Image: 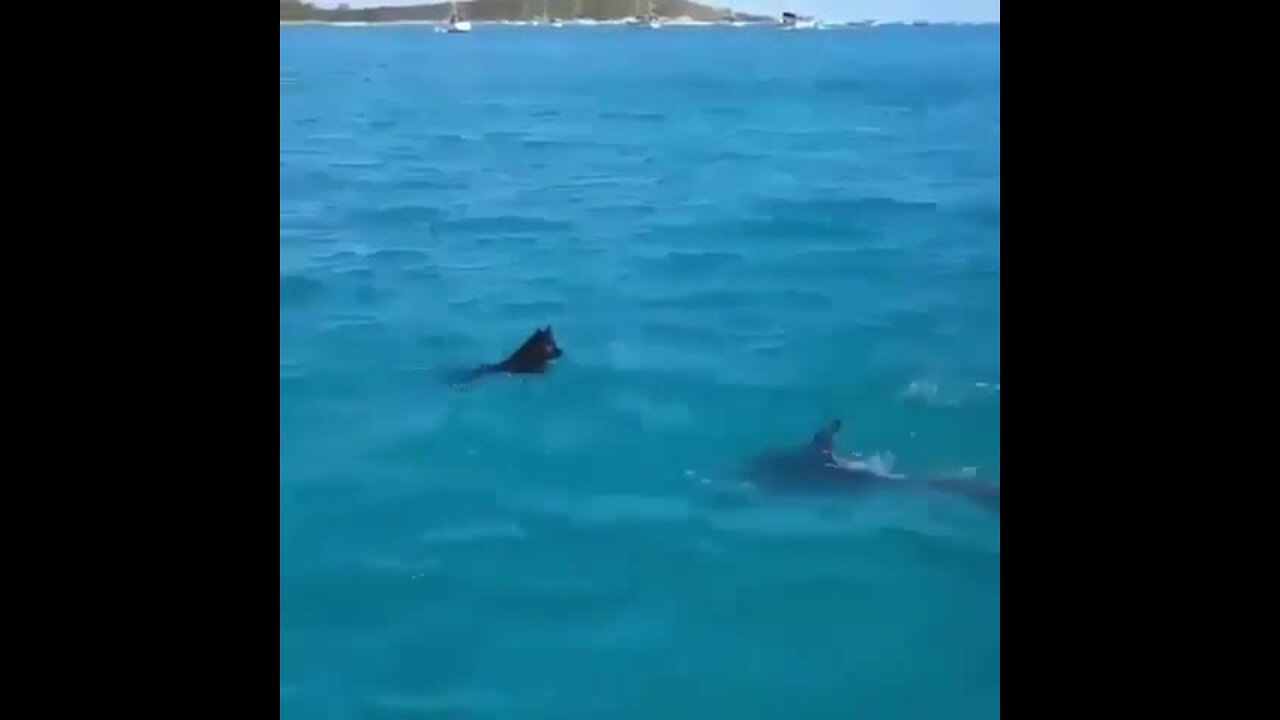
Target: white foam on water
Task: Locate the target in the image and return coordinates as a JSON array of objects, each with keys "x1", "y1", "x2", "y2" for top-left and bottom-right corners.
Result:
[{"x1": 903, "y1": 378, "x2": 940, "y2": 402}]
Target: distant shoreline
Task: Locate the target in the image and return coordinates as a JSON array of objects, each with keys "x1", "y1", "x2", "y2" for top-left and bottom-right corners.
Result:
[
  {"x1": 278, "y1": 20, "x2": 1000, "y2": 28},
  {"x1": 279, "y1": 0, "x2": 997, "y2": 27},
  {"x1": 278, "y1": 18, "x2": 764, "y2": 26}
]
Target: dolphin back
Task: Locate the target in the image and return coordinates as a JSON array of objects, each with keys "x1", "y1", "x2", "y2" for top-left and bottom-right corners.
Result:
[{"x1": 747, "y1": 444, "x2": 884, "y2": 493}]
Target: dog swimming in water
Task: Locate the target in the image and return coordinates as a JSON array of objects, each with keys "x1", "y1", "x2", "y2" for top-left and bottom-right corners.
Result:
[{"x1": 458, "y1": 325, "x2": 564, "y2": 383}]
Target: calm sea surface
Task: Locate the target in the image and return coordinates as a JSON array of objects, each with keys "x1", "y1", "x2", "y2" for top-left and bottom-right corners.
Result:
[{"x1": 281, "y1": 23, "x2": 999, "y2": 720}]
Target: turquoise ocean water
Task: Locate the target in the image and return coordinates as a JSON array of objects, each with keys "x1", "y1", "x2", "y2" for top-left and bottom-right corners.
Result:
[{"x1": 281, "y1": 23, "x2": 999, "y2": 720}]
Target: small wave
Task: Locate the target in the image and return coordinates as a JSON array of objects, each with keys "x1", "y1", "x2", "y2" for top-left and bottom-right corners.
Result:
[
  {"x1": 312, "y1": 249, "x2": 360, "y2": 265},
  {"x1": 959, "y1": 201, "x2": 1001, "y2": 229},
  {"x1": 298, "y1": 168, "x2": 358, "y2": 191},
  {"x1": 770, "y1": 287, "x2": 836, "y2": 309},
  {"x1": 368, "y1": 247, "x2": 430, "y2": 266},
  {"x1": 279, "y1": 146, "x2": 326, "y2": 157},
  {"x1": 577, "y1": 494, "x2": 698, "y2": 525},
  {"x1": 711, "y1": 482, "x2": 991, "y2": 542},
  {"x1": 629, "y1": 249, "x2": 745, "y2": 276},
  {"x1": 705, "y1": 147, "x2": 771, "y2": 162},
  {"x1": 346, "y1": 204, "x2": 441, "y2": 227},
  {"x1": 434, "y1": 215, "x2": 573, "y2": 235},
  {"x1": 425, "y1": 131, "x2": 481, "y2": 143},
  {"x1": 684, "y1": 469, "x2": 715, "y2": 485},
  {"x1": 318, "y1": 315, "x2": 384, "y2": 337},
  {"x1": 598, "y1": 110, "x2": 666, "y2": 123},
  {"x1": 280, "y1": 274, "x2": 325, "y2": 305},
  {"x1": 438, "y1": 261, "x2": 498, "y2": 276},
  {"x1": 420, "y1": 521, "x2": 526, "y2": 545},
  {"x1": 879, "y1": 524, "x2": 1001, "y2": 560},
  {"x1": 367, "y1": 690, "x2": 498, "y2": 716},
  {"x1": 394, "y1": 174, "x2": 469, "y2": 191},
  {"x1": 557, "y1": 173, "x2": 657, "y2": 190},
  {"x1": 520, "y1": 137, "x2": 576, "y2": 149},
  {"x1": 361, "y1": 554, "x2": 441, "y2": 576},
  {"x1": 279, "y1": 360, "x2": 310, "y2": 380},
  {"x1": 904, "y1": 377, "x2": 999, "y2": 406},
  {"x1": 636, "y1": 321, "x2": 724, "y2": 346},
  {"x1": 815, "y1": 78, "x2": 869, "y2": 93},
  {"x1": 706, "y1": 503, "x2": 889, "y2": 539},
  {"x1": 903, "y1": 378, "x2": 941, "y2": 403},
  {"x1": 493, "y1": 298, "x2": 567, "y2": 320},
  {"x1": 610, "y1": 393, "x2": 695, "y2": 431},
  {"x1": 481, "y1": 130, "x2": 528, "y2": 142},
  {"x1": 304, "y1": 132, "x2": 352, "y2": 142},
  {"x1": 634, "y1": 288, "x2": 748, "y2": 311},
  {"x1": 703, "y1": 105, "x2": 748, "y2": 120},
  {"x1": 332, "y1": 265, "x2": 374, "y2": 282},
  {"x1": 327, "y1": 158, "x2": 384, "y2": 169},
  {"x1": 764, "y1": 195, "x2": 940, "y2": 222}
]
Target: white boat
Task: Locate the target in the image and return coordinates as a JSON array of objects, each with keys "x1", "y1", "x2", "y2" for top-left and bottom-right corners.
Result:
[
  {"x1": 445, "y1": 1, "x2": 471, "y2": 32},
  {"x1": 780, "y1": 11, "x2": 820, "y2": 30}
]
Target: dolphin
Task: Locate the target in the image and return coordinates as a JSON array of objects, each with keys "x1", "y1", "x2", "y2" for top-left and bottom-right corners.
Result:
[
  {"x1": 459, "y1": 325, "x2": 565, "y2": 383},
  {"x1": 746, "y1": 420, "x2": 1000, "y2": 512}
]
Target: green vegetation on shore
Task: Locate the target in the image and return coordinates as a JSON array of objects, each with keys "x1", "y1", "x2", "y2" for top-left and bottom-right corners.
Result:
[{"x1": 279, "y1": 0, "x2": 770, "y2": 23}]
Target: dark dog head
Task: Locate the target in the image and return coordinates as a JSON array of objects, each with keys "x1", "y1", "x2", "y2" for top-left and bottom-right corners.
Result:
[
  {"x1": 525, "y1": 325, "x2": 562, "y2": 361},
  {"x1": 499, "y1": 325, "x2": 564, "y2": 373}
]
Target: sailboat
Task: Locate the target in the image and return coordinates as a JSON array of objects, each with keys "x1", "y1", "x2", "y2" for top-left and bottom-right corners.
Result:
[
  {"x1": 626, "y1": 0, "x2": 662, "y2": 28},
  {"x1": 542, "y1": 0, "x2": 562, "y2": 27},
  {"x1": 445, "y1": 1, "x2": 472, "y2": 32}
]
